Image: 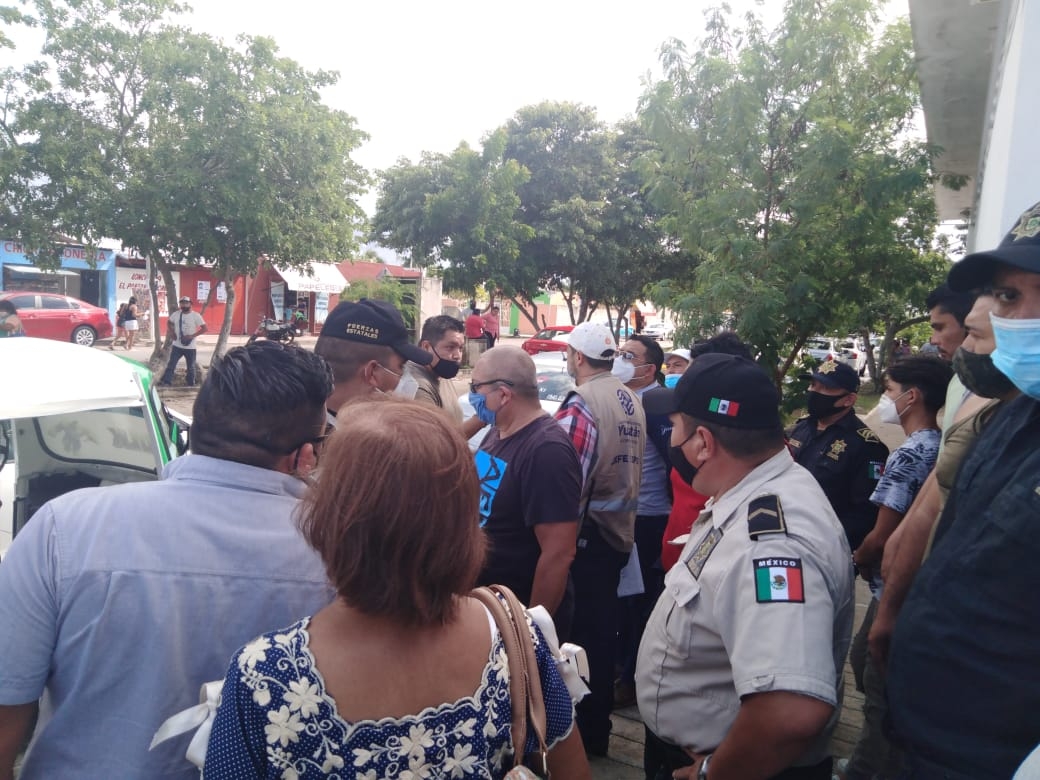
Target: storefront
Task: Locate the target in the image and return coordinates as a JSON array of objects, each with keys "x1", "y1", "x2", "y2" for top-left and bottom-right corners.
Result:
[
  {"x1": 268, "y1": 263, "x2": 349, "y2": 334},
  {"x1": 0, "y1": 241, "x2": 117, "y2": 319}
]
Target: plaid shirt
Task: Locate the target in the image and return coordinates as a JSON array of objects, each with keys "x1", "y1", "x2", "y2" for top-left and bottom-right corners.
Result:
[{"x1": 554, "y1": 394, "x2": 598, "y2": 485}]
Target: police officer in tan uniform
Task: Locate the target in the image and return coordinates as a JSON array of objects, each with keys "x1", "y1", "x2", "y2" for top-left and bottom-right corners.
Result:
[{"x1": 636, "y1": 354, "x2": 854, "y2": 780}]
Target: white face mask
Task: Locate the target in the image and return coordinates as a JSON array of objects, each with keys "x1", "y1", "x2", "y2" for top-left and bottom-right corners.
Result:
[
  {"x1": 393, "y1": 372, "x2": 419, "y2": 400},
  {"x1": 611, "y1": 357, "x2": 636, "y2": 384},
  {"x1": 878, "y1": 389, "x2": 911, "y2": 425}
]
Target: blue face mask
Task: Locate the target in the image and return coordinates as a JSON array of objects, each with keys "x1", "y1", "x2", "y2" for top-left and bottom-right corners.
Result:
[
  {"x1": 664, "y1": 373, "x2": 681, "y2": 388},
  {"x1": 990, "y1": 313, "x2": 1040, "y2": 400},
  {"x1": 467, "y1": 392, "x2": 498, "y2": 425}
]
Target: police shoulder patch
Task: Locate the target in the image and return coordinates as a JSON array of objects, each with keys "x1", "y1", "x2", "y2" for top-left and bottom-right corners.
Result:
[
  {"x1": 748, "y1": 494, "x2": 786, "y2": 540},
  {"x1": 857, "y1": 427, "x2": 881, "y2": 443}
]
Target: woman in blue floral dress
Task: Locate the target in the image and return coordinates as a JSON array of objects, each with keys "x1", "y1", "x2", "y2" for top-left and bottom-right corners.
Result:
[{"x1": 204, "y1": 399, "x2": 591, "y2": 779}]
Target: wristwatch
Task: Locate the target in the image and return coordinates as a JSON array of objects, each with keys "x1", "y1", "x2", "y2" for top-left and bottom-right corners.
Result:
[{"x1": 697, "y1": 753, "x2": 712, "y2": 780}]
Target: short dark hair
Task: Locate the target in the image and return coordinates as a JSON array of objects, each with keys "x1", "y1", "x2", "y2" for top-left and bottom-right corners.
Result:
[
  {"x1": 690, "y1": 331, "x2": 753, "y2": 360},
  {"x1": 0, "y1": 300, "x2": 16, "y2": 316},
  {"x1": 926, "y1": 284, "x2": 976, "y2": 327},
  {"x1": 883, "y1": 356, "x2": 953, "y2": 413},
  {"x1": 298, "y1": 399, "x2": 486, "y2": 627},
  {"x1": 685, "y1": 414, "x2": 785, "y2": 460},
  {"x1": 315, "y1": 338, "x2": 395, "y2": 385},
  {"x1": 191, "y1": 341, "x2": 333, "y2": 467},
  {"x1": 626, "y1": 334, "x2": 665, "y2": 372},
  {"x1": 420, "y1": 315, "x2": 464, "y2": 345},
  {"x1": 585, "y1": 355, "x2": 613, "y2": 370}
]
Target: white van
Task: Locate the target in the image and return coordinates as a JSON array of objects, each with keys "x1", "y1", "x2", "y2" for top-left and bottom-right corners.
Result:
[{"x1": 0, "y1": 338, "x2": 188, "y2": 560}]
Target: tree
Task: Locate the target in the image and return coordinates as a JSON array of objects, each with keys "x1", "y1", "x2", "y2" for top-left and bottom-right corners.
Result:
[
  {"x1": 371, "y1": 135, "x2": 538, "y2": 326},
  {"x1": 2, "y1": 0, "x2": 369, "y2": 359},
  {"x1": 640, "y1": 1, "x2": 946, "y2": 386}
]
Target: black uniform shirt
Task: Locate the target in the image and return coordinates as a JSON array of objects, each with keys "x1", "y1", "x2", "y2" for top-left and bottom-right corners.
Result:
[{"x1": 787, "y1": 410, "x2": 888, "y2": 550}]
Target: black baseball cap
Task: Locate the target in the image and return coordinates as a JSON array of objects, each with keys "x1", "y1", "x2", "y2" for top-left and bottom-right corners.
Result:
[
  {"x1": 319, "y1": 299, "x2": 432, "y2": 365},
  {"x1": 948, "y1": 200, "x2": 1040, "y2": 292},
  {"x1": 801, "y1": 359, "x2": 860, "y2": 392},
  {"x1": 643, "y1": 353, "x2": 781, "y2": 429}
]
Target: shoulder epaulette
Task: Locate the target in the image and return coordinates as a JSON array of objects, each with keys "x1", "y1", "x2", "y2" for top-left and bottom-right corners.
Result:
[
  {"x1": 857, "y1": 427, "x2": 881, "y2": 444},
  {"x1": 748, "y1": 494, "x2": 787, "y2": 540}
]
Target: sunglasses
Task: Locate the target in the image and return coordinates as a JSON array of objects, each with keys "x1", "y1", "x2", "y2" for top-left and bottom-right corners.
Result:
[{"x1": 469, "y1": 378, "x2": 515, "y2": 394}]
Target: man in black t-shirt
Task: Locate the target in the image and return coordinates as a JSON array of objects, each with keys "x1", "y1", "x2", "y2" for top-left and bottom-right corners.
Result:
[{"x1": 472, "y1": 346, "x2": 582, "y2": 637}]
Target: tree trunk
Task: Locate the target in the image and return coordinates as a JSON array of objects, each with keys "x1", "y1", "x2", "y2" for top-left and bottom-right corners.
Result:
[
  {"x1": 213, "y1": 267, "x2": 236, "y2": 361},
  {"x1": 148, "y1": 259, "x2": 179, "y2": 372}
]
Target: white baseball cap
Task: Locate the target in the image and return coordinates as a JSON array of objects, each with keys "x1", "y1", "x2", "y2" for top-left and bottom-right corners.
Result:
[
  {"x1": 665, "y1": 348, "x2": 691, "y2": 362},
  {"x1": 568, "y1": 322, "x2": 618, "y2": 359}
]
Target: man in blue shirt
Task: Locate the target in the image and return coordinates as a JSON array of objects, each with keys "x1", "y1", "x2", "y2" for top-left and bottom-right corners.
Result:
[{"x1": 0, "y1": 342, "x2": 336, "y2": 779}]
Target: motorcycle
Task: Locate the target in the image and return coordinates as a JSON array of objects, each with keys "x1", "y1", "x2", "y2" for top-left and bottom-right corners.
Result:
[{"x1": 246, "y1": 316, "x2": 296, "y2": 345}]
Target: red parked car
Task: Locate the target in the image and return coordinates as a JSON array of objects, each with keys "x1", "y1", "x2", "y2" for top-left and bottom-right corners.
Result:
[
  {"x1": 521, "y1": 325, "x2": 574, "y2": 355},
  {"x1": 0, "y1": 291, "x2": 113, "y2": 347}
]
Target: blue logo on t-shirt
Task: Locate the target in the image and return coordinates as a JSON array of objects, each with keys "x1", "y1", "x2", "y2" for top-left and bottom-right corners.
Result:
[{"x1": 475, "y1": 450, "x2": 508, "y2": 527}]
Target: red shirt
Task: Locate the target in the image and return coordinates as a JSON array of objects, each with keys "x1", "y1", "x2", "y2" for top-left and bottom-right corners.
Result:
[
  {"x1": 465, "y1": 313, "x2": 484, "y2": 339},
  {"x1": 660, "y1": 469, "x2": 710, "y2": 571}
]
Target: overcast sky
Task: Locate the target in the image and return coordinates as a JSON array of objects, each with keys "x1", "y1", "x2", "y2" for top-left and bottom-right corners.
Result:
[{"x1": 3, "y1": 0, "x2": 909, "y2": 221}]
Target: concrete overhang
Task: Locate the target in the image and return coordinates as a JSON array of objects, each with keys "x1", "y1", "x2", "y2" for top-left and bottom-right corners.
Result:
[{"x1": 908, "y1": 0, "x2": 1004, "y2": 221}]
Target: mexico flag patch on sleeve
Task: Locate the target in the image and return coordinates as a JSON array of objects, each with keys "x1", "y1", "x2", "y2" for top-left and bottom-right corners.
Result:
[{"x1": 753, "y1": 558, "x2": 804, "y2": 603}]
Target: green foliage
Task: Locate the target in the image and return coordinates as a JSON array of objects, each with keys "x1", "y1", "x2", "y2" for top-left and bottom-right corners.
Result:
[
  {"x1": 341, "y1": 275, "x2": 416, "y2": 329},
  {"x1": 371, "y1": 102, "x2": 682, "y2": 331},
  {"x1": 0, "y1": 0, "x2": 369, "y2": 356},
  {"x1": 639, "y1": 0, "x2": 947, "y2": 389}
]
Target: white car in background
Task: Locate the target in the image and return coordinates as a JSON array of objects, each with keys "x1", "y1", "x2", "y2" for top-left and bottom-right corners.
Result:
[
  {"x1": 459, "y1": 352, "x2": 574, "y2": 450},
  {"x1": 837, "y1": 338, "x2": 869, "y2": 377},
  {"x1": 802, "y1": 337, "x2": 840, "y2": 363},
  {"x1": 643, "y1": 321, "x2": 675, "y2": 341}
]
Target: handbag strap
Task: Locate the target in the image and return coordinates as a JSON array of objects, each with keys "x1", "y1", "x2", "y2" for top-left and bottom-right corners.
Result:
[{"x1": 472, "y1": 586, "x2": 550, "y2": 776}]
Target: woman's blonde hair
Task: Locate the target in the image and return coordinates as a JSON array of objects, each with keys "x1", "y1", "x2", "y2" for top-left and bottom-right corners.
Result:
[{"x1": 298, "y1": 398, "x2": 486, "y2": 626}]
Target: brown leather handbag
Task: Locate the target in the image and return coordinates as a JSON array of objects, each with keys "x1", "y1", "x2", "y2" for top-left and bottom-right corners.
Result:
[{"x1": 471, "y1": 585, "x2": 551, "y2": 779}]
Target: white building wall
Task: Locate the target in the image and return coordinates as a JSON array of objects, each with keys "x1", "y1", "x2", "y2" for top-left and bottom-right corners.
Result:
[
  {"x1": 972, "y1": 0, "x2": 1040, "y2": 249},
  {"x1": 418, "y1": 273, "x2": 443, "y2": 332}
]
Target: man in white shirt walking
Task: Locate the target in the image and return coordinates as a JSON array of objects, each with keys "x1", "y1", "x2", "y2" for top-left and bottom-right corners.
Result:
[{"x1": 159, "y1": 296, "x2": 208, "y2": 386}]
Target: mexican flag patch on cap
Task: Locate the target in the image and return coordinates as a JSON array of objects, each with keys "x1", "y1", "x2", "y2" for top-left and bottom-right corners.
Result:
[{"x1": 753, "y1": 558, "x2": 804, "y2": 603}]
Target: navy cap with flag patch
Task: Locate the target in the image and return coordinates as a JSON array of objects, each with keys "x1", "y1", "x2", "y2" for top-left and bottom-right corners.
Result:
[
  {"x1": 643, "y1": 353, "x2": 781, "y2": 429},
  {"x1": 948, "y1": 199, "x2": 1040, "y2": 292}
]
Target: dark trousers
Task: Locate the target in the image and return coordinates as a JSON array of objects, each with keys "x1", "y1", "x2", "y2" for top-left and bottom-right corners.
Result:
[
  {"x1": 162, "y1": 345, "x2": 198, "y2": 385},
  {"x1": 485, "y1": 333, "x2": 496, "y2": 348},
  {"x1": 644, "y1": 727, "x2": 833, "y2": 780},
  {"x1": 618, "y1": 514, "x2": 669, "y2": 685},
  {"x1": 572, "y1": 523, "x2": 629, "y2": 754}
]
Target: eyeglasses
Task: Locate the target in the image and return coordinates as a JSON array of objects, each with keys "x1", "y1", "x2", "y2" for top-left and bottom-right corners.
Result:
[
  {"x1": 470, "y1": 378, "x2": 515, "y2": 394},
  {"x1": 618, "y1": 351, "x2": 651, "y2": 367},
  {"x1": 290, "y1": 432, "x2": 329, "y2": 472}
]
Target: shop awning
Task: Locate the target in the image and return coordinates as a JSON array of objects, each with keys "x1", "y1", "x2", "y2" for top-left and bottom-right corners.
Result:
[
  {"x1": 274, "y1": 263, "x2": 349, "y2": 295},
  {"x1": 4, "y1": 265, "x2": 80, "y2": 276}
]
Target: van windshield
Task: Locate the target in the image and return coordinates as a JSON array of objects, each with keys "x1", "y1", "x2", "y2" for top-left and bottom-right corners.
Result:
[{"x1": 31, "y1": 406, "x2": 157, "y2": 473}]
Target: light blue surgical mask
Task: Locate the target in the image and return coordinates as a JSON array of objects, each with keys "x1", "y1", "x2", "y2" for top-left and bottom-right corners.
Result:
[
  {"x1": 990, "y1": 313, "x2": 1040, "y2": 400},
  {"x1": 664, "y1": 373, "x2": 681, "y2": 389},
  {"x1": 467, "y1": 392, "x2": 497, "y2": 426}
]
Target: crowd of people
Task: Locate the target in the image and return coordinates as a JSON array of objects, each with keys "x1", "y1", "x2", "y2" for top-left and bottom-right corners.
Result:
[{"x1": 1, "y1": 200, "x2": 1039, "y2": 779}]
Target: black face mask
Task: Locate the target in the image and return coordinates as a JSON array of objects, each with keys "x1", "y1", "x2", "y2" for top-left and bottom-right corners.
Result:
[
  {"x1": 668, "y1": 430, "x2": 700, "y2": 485},
  {"x1": 432, "y1": 358, "x2": 461, "y2": 380},
  {"x1": 669, "y1": 445, "x2": 698, "y2": 485},
  {"x1": 952, "y1": 347, "x2": 1017, "y2": 399},
  {"x1": 806, "y1": 390, "x2": 848, "y2": 419},
  {"x1": 430, "y1": 346, "x2": 461, "y2": 380}
]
